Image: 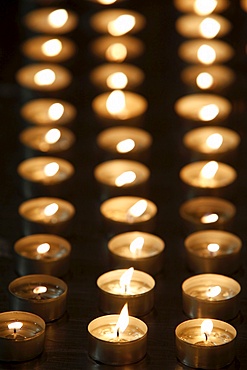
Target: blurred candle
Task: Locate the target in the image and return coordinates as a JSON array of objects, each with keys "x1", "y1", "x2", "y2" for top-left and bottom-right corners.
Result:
[{"x1": 173, "y1": 0, "x2": 230, "y2": 15}]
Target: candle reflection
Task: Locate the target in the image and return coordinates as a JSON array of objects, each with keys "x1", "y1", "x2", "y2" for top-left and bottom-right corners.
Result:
[
  {"x1": 34, "y1": 69, "x2": 56, "y2": 86},
  {"x1": 41, "y1": 39, "x2": 62, "y2": 57},
  {"x1": 105, "y1": 43, "x2": 128, "y2": 62},
  {"x1": 197, "y1": 44, "x2": 216, "y2": 64},
  {"x1": 48, "y1": 9, "x2": 68, "y2": 29},
  {"x1": 108, "y1": 15, "x2": 136, "y2": 36}
]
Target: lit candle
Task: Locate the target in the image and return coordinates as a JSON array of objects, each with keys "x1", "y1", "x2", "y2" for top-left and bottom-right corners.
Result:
[
  {"x1": 175, "y1": 318, "x2": 236, "y2": 369},
  {"x1": 14, "y1": 234, "x2": 71, "y2": 277},
  {"x1": 90, "y1": 63, "x2": 145, "y2": 91},
  {"x1": 23, "y1": 8, "x2": 78, "y2": 34},
  {"x1": 0, "y1": 311, "x2": 45, "y2": 362},
  {"x1": 182, "y1": 274, "x2": 241, "y2": 320},
  {"x1": 173, "y1": 0, "x2": 230, "y2": 15},
  {"x1": 9, "y1": 274, "x2": 67, "y2": 322},
  {"x1": 16, "y1": 63, "x2": 72, "y2": 91},
  {"x1": 92, "y1": 90, "x2": 148, "y2": 126},
  {"x1": 21, "y1": 36, "x2": 77, "y2": 62},
  {"x1": 18, "y1": 197, "x2": 75, "y2": 235},
  {"x1": 174, "y1": 94, "x2": 232, "y2": 123},
  {"x1": 108, "y1": 231, "x2": 165, "y2": 275},
  {"x1": 20, "y1": 98, "x2": 76, "y2": 126},
  {"x1": 88, "y1": 303, "x2": 148, "y2": 365},
  {"x1": 184, "y1": 229, "x2": 242, "y2": 274},
  {"x1": 97, "y1": 268, "x2": 155, "y2": 316}
]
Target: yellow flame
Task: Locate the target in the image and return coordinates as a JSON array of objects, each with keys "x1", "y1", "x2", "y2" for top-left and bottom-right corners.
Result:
[
  {"x1": 37, "y1": 242, "x2": 51, "y2": 254},
  {"x1": 128, "y1": 199, "x2": 148, "y2": 218},
  {"x1": 198, "y1": 104, "x2": 219, "y2": 121},
  {"x1": 200, "y1": 161, "x2": 219, "y2": 179},
  {"x1": 119, "y1": 267, "x2": 134, "y2": 293},
  {"x1": 115, "y1": 303, "x2": 129, "y2": 336},
  {"x1": 106, "y1": 72, "x2": 128, "y2": 89},
  {"x1": 196, "y1": 72, "x2": 214, "y2": 89},
  {"x1": 194, "y1": 0, "x2": 217, "y2": 15},
  {"x1": 33, "y1": 286, "x2": 48, "y2": 294},
  {"x1": 206, "y1": 133, "x2": 223, "y2": 149},
  {"x1": 115, "y1": 171, "x2": 136, "y2": 187},
  {"x1": 44, "y1": 162, "x2": 59, "y2": 177},
  {"x1": 105, "y1": 43, "x2": 127, "y2": 62},
  {"x1": 106, "y1": 90, "x2": 126, "y2": 115},
  {"x1": 197, "y1": 45, "x2": 216, "y2": 64},
  {"x1": 34, "y1": 69, "x2": 56, "y2": 86},
  {"x1": 48, "y1": 103, "x2": 64, "y2": 121},
  {"x1": 201, "y1": 319, "x2": 213, "y2": 339},
  {"x1": 44, "y1": 202, "x2": 59, "y2": 216},
  {"x1": 97, "y1": 0, "x2": 117, "y2": 3},
  {"x1": 206, "y1": 285, "x2": 221, "y2": 298},
  {"x1": 129, "y1": 236, "x2": 144, "y2": 254},
  {"x1": 45, "y1": 128, "x2": 61, "y2": 144},
  {"x1": 199, "y1": 18, "x2": 221, "y2": 39},
  {"x1": 8, "y1": 322, "x2": 23, "y2": 330},
  {"x1": 207, "y1": 243, "x2": 220, "y2": 253},
  {"x1": 108, "y1": 15, "x2": 136, "y2": 36},
  {"x1": 116, "y1": 139, "x2": 135, "y2": 153},
  {"x1": 201, "y1": 213, "x2": 219, "y2": 224},
  {"x1": 48, "y1": 9, "x2": 68, "y2": 28},
  {"x1": 41, "y1": 39, "x2": 62, "y2": 57}
]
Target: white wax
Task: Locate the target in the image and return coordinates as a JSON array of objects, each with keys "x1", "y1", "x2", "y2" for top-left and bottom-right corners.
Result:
[
  {"x1": 179, "y1": 326, "x2": 234, "y2": 345},
  {"x1": 100, "y1": 279, "x2": 150, "y2": 295},
  {"x1": 113, "y1": 244, "x2": 158, "y2": 258},
  {"x1": 91, "y1": 324, "x2": 144, "y2": 342},
  {"x1": 0, "y1": 320, "x2": 43, "y2": 340},
  {"x1": 12, "y1": 282, "x2": 64, "y2": 300},
  {"x1": 186, "y1": 285, "x2": 235, "y2": 300},
  {"x1": 19, "y1": 242, "x2": 67, "y2": 259}
]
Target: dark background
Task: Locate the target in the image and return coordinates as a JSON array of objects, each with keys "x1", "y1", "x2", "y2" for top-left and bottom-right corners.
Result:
[{"x1": 0, "y1": 0, "x2": 246, "y2": 369}]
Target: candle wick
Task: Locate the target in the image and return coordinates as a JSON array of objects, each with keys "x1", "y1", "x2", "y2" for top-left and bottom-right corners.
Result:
[
  {"x1": 205, "y1": 333, "x2": 208, "y2": 342},
  {"x1": 14, "y1": 328, "x2": 17, "y2": 334},
  {"x1": 116, "y1": 328, "x2": 120, "y2": 338},
  {"x1": 124, "y1": 284, "x2": 127, "y2": 294}
]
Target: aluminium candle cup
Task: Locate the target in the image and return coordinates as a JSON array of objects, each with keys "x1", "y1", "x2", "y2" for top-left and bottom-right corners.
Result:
[
  {"x1": 88, "y1": 314, "x2": 148, "y2": 365},
  {"x1": 173, "y1": 0, "x2": 230, "y2": 14},
  {"x1": 108, "y1": 231, "x2": 165, "y2": 275},
  {"x1": 96, "y1": 126, "x2": 152, "y2": 163},
  {"x1": 179, "y1": 197, "x2": 236, "y2": 233},
  {"x1": 92, "y1": 91, "x2": 148, "y2": 127},
  {"x1": 18, "y1": 197, "x2": 75, "y2": 236},
  {"x1": 100, "y1": 196, "x2": 157, "y2": 235},
  {"x1": 0, "y1": 311, "x2": 45, "y2": 362},
  {"x1": 14, "y1": 234, "x2": 71, "y2": 277},
  {"x1": 94, "y1": 159, "x2": 150, "y2": 199},
  {"x1": 182, "y1": 274, "x2": 241, "y2": 320},
  {"x1": 97, "y1": 269, "x2": 155, "y2": 316},
  {"x1": 184, "y1": 230, "x2": 242, "y2": 274},
  {"x1": 9, "y1": 275, "x2": 67, "y2": 323},
  {"x1": 17, "y1": 156, "x2": 75, "y2": 198},
  {"x1": 175, "y1": 318, "x2": 236, "y2": 369}
]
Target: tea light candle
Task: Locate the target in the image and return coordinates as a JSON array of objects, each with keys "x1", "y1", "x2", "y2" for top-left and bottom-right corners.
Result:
[
  {"x1": 90, "y1": 63, "x2": 145, "y2": 91},
  {"x1": 18, "y1": 197, "x2": 75, "y2": 235},
  {"x1": 175, "y1": 14, "x2": 231, "y2": 39},
  {"x1": 181, "y1": 65, "x2": 235, "y2": 92},
  {"x1": 175, "y1": 318, "x2": 236, "y2": 369},
  {"x1": 19, "y1": 126, "x2": 76, "y2": 158},
  {"x1": 182, "y1": 274, "x2": 241, "y2": 320},
  {"x1": 108, "y1": 231, "x2": 165, "y2": 275},
  {"x1": 23, "y1": 8, "x2": 79, "y2": 34},
  {"x1": 184, "y1": 229, "x2": 242, "y2": 274},
  {"x1": 92, "y1": 90, "x2": 148, "y2": 126},
  {"x1": 0, "y1": 311, "x2": 45, "y2": 362},
  {"x1": 88, "y1": 303, "x2": 148, "y2": 365},
  {"x1": 94, "y1": 159, "x2": 150, "y2": 199},
  {"x1": 21, "y1": 36, "x2": 77, "y2": 63},
  {"x1": 174, "y1": 94, "x2": 232, "y2": 123},
  {"x1": 97, "y1": 268, "x2": 155, "y2": 316},
  {"x1": 96, "y1": 126, "x2": 152, "y2": 162},
  {"x1": 17, "y1": 156, "x2": 75, "y2": 197},
  {"x1": 90, "y1": 35, "x2": 145, "y2": 62},
  {"x1": 14, "y1": 234, "x2": 71, "y2": 277},
  {"x1": 173, "y1": 0, "x2": 230, "y2": 14},
  {"x1": 179, "y1": 196, "x2": 236, "y2": 231},
  {"x1": 16, "y1": 63, "x2": 72, "y2": 92},
  {"x1": 178, "y1": 40, "x2": 234, "y2": 65},
  {"x1": 100, "y1": 196, "x2": 157, "y2": 234},
  {"x1": 9, "y1": 274, "x2": 67, "y2": 322},
  {"x1": 89, "y1": 9, "x2": 146, "y2": 35}
]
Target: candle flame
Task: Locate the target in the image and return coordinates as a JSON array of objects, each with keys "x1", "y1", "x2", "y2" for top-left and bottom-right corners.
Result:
[
  {"x1": 198, "y1": 104, "x2": 219, "y2": 121},
  {"x1": 199, "y1": 18, "x2": 221, "y2": 39},
  {"x1": 48, "y1": 103, "x2": 64, "y2": 121},
  {"x1": 207, "y1": 243, "x2": 220, "y2": 253},
  {"x1": 115, "y1": 303, "x2": 129, "y2": 337},
  {"x1": 200, "y1": 161, "x2": 218, "y2": 179},
  {"x1": 119, "y1": 267, "x2": 134, "y2": 294},
  {"x1": 108, "y1": 15, "x2": 136, "y2": 36},
  {"x1": 116, "y1": 139, "x2": 135, "y2": 153},
  {"x1": 206, "y1": 133, "x2": 223, "y2": 149},
  {"x1": 129, "y1": 236, "x2": 144, "y2": 254},
  {"x1": 127, "y1": 199, "x2": 148, "y2": 218},
  {"x1": 8, "y1": 322, "x2": 23, "y2": 331},
  {"x1": 106, "y1": 72, "x2": 128, "y2": 89},
  {"x1": 33, "y1": 286, "x2": 48, "y2": 294},
  {"x1": 105, "y1": 43, "x2": 127, "y2": 62},
  {"x1": 201, "y1": 319, "x2": 213, "y2": 340},
  {"x1": 197, "y1": 44, "x2": 216, "y2": 64},
  {"x1": 48, "y1": 9, "x2": 68, "y2": 28},
  {"x1": 194, "y1": 0, "x2": 217, "y2": 15},
  {"x1": 44, "y1": 202, "x2": 59, "y2": 216},
  {"x1": 37, "y1": 242, "x2": 51, "y2": 254},
  {"x1": 41, "y1": 39, "x2": 62, "y2": 57},
  {"x1": 196, "y1": 72, "x2": 214, "y2": 89},
  {"x1": 34, "y1": 69, "x2": 56, "y2": 86},
  {"x1": 45, "y1": 128, "x2": 61, "y2": 144},
  {"x1": 44, "y1": 162, "x2": 59, "y2": 177},
  {"x1": 201, "y1": 213, "x2": 219, "y2": 224},
  {"x1": 97, "y1": 0, "x2": 117, "y2": 4},
  {"x1": 106, "y1": 90, "x2": 126, "y2": 116},
  {"x1": 115, "y1": 171, "x2": 136, "y2": 187},
  {"x1": 206, "y1": 285, "x2": 222, "y2": 298}
]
